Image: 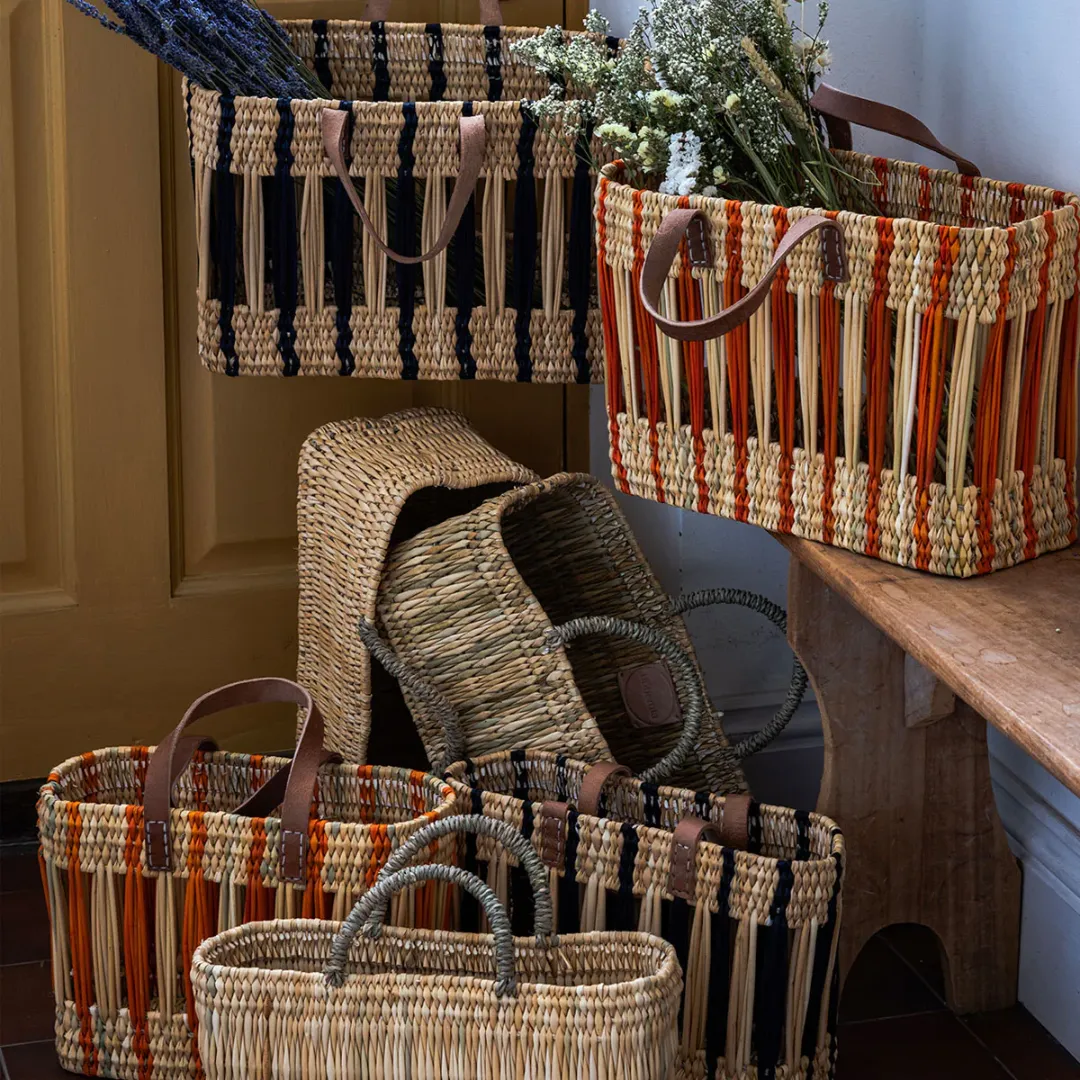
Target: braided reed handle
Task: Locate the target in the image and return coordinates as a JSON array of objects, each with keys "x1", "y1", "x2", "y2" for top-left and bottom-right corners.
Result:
[
  {"x1": 672, "y1": 589, "x2": 808, "y2": 760},
  {"x1": 358, "y1": 618, "x2": 466, "y2": 771},
  {"x1": 327, "y1": 863, "x2": 519, "y2": 995},
  {"x1": 545, "y1": 616, "x2": 704, "y2": 784},
  {"x1": 326, "y1": 814, "x2": 553, "y2": 995}
]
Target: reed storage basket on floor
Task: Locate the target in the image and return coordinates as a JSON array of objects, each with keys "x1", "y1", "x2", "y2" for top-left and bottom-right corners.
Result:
[
  {"x1": 596, "y1": 84, "x2": 1079, "y2": 576},
  {"x1": 37, "y1": 677, "x2": 460, "y2": 1080},
  {"x1": 192, "y1": 815, "x2": 682, "y2": 1080},
  {"x1": 444, "y1": 755, "x2": 845, "y2": 1080},
  {"x1": 184, "y1": 2, "x2": 610, "y2": 382}
]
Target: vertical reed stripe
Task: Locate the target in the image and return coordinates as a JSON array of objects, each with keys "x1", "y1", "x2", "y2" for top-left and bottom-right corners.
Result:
[
  {"x1": 311, "y1": 21, "x2": 333, "y2": 91},
  {"x1": 754, "y1": 861, "x2": 794, "y2": 1078},
  {"x1": 66, "y1": 807, "x2": 97, "y2": 1075},
  {"x1": 801, "y1": 854, "x2": 841, "y2": 1061},
  {"x1": 820, "y1": 279, "x2": 840, "y2": 544},
  {"x1": 597, "y1": 177, "x2": 629, "y2": 490},
  {"x1": 452, "y1": 102, "x2": 477, "y2": 378},
  {"x1": 680, "y1": 195, "x2": 708, "y2": 512},
  {"x1": 395, "y1": 103, "x2": 420, "y2": 379},
  {"x1": 864, "y1": 217, "x2": 895, "y2": 557},
  {"x1": 771, "y1": 207, "x2": 796, "y2": 530},
  {"x1": 371, "y1": 21, "x2": 390, "y2": 101},
  {"x1": 512, "y1": 107, "x2": 538, "y2": 381},
  {"x1": 608, "y1": 821, "x2": 638, "y2": 931},
  {"x1": 558, "y1": 809, "x2": 581, "y2": 934},
  {"x1": 569, "y1": 128, "x2": 594, "y2": 384},
  {"x1": 123, "y1": 807, "x2": 153, "y2": 1078},
  {"x1": 483, "y1": 26, "x2": 502, "y2": 100},
  {"x1": 725, "y1": 203, "x2": 750, "y2": 521},
  {"x1": 273, "y1": 99, "x2": 300, "y2": 376},
  {"x1": 215, "y1": 94, "x2": 238, "y2": 376},
  {"x1": 425, "y1": 23, "x2": 446, "y2": 101},
  {"x1": 330, "y1": 102, "x2": 356, "y2": 375},
  {"x1": 705, "y1": 847, "x2": 736, "y2": 1077},
  {"x1": 632, "y1": 189, "x2": 665, "y2": 502}
]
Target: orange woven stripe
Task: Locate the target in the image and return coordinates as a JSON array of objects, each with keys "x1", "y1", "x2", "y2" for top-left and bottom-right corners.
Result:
[
  {"x1": 359, "y1": 763, "x2": 376, "y2": 826},
  {"x1": 633, "y1": 189, "x2": 665, "y2": 503},
  {"x1": 724, "y1": 203, "x2": 750, "y2": 521},
  {"x1": 366, "y1": 822, "x2": 390, "y2": 889},
  {"x1": 123, "y1": 806, "x2": 153, "y2": 1078},
  {"x1": 820, "y1": 281, "x2": 840, "y2": 545},
  {"x1": 1007, "y1": 182, "x2": 1027, "y2": 225},
  {"x1": 301, "y1": 819, "x2": 329, "y2": 919},
  {"x1": 597, "y1": 176, "x2": 629, "y2": 492},
  {"x1": 67, "y1": 806, "x2": 98, "y2": 1074},
  {"x1": 680, "y1": 196, "x2": 708, "y2": 513},
  {"x1": 1016, "y1": 211, "x2": 1057, "y2": 558},
  {"x1": 917, "y1": 166, "x2": 932, "y2": 222},
  {"x1": 770, "y1": 208, "x2": 796, "y2": 531},
  {"x1": 959, "y1": 174, "x2": 975, "y2": 229},
  {"x1": 872, "y1": 158, "x2": 890, "y2": 214},
  {"x1": 1056, "y1": 228, "x2": 1079, "y2": 541},
  {"x1": 181, "y1": 810, "x2": 217, "y2": 1054}
]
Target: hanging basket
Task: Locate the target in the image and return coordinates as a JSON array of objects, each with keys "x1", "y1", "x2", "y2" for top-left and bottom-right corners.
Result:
[
  {"x1": 183, "y1": 1, "x2": 612, "y2": 381},
  {"x1": 596, "y1": 84, "x2": 1079, "y2": 576}
]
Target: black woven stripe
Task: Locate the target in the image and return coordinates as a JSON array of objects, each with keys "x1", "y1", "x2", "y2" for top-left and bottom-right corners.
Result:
[
  {"x1": 329, "y1": 102, "x2": 355, "y2": 375},
  {"x1": 694, "y1": 790, "x2": 712, "y2": 819},
  {"x1": 459, "y1": 784, "x2": 485, "y2": 933},
  {"x1": 425, "y1": 23, "x2": 446, "y2": 101},
  {"x1": 483, "y1": 26, "x2": 502, "y2": 101},
  {"x1": 510, "y1": 749, "x2": 530, "y2": 800},
  {"x1": 755, "y1": 860, "x2": 795, "y2": 1079},
  {"x1": 395, "y1": 103, "x2": 419, "y2": 379},
  {"x1": 567, "y1": 125, "x2": 593, "y2": 383},
  {"x1": 453, "y1": 101, "x2": 477, "y2": 378},
  {"x1": 558, "y1": 808, "x2": 580, "y2": 933},
  {"x1": 273, "y1": 99, "x2": 299, "y2": 376},
  {"x1": 669, "y1": 897, "x2": 691, "y2": 1028},
  {"x1": 371, "y1": 21, "x2": 390, "y2": 101},
  {"x1": 555, "y1": 754, "x2": 569, "y2": 802},
  {"x1": 641, "y1": 783, "x2": 662, "y2": 827},
  {"x1": 606, "y1": 820, "x2": 638, "y2": 930},
  {"x1": 801, "y1": 852, "x2": 841, "y2": 1061},
  {"x1": 311, "y1": 20, "x2": 333, "y2": 91},
  {"x1": 705, "y1": 848, "x2": 737, "y2": 1077},
  {"x1": 214, "y1": 95, "x2": 238, "y2": 376},
  {"x1": 510, "y1": 800, "x2": 535, "y2": 936},
  {"x1": 512, "y1": 106, "x2": 538, "y2": 381},
  {"x1": 795, "y1": 809, "x2": 811, "y2": 862},
  {"x1": 747, "y1": 799, "x2": 763, "y2": 853}
]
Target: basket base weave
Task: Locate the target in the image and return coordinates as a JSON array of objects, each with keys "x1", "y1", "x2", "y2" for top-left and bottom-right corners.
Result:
[
  {"x1": 611, "y1": 416, "x2": 1077, "y2": 577},
  {"x1": 56, "y1": 1004, "x2": 197, "y2": 1079}
]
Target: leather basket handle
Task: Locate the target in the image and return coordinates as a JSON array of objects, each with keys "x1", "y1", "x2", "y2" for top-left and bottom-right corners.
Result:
[
  {"x1": 143, "y1": 677, "x2": 335, "y2": 883},
  {"x1": 810, "y1": 83, "x2": 980, "y2": 177},
  {"x1": 640, "y1": 208, "x2": 847, "y2": 343},
  {"x1": 321, "y1": 108, "x2": 486, "y2": 266},
  {"x1": 363, "y1": 0, "x2": 502, "y2": 23}
]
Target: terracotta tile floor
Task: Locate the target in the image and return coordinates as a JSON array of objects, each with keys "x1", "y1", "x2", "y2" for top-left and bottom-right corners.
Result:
[{"x1": 2, "y1": 843, "x2": 1077, "y2": 1079}]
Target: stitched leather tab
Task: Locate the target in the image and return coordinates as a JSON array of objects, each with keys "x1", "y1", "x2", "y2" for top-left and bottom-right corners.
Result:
[
  {"x1": 538, "y1": 801, "x2": 568, "y2": 867},
  {"x1": 686, "y1": 215, "x2": 710, "y2": 269},
  {"x1": 280, "y1": 829, "x2": 307, "y2": 885},
  {"x1": 821, "y1": 223, "x2": 846, "y2": 282},
  {"x1": 618, "y1": 661, "x2": 682, "y2": 729},
  {"x1": 145, "y1": 819, "x2": 170, "y2": 871},
  {"x1": 668, "y1": 815, "x2": 722, "y2": 901}
]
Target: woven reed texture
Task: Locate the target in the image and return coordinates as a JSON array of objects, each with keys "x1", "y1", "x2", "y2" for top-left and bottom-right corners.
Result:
[
  {"x1": 193, "y1": 921, "x2": 681, "y2": 1079},
  {"x1": 377, "y1": 470, "x2": 747, "y2": 794},
  {"x1": 445, "y1": 752, "x2": 845, "y2": 1080},
  {"x1": 183, "y1": 21, "x2": 611, "y2": 381},
  {"x1": 296, "y1": 407, "x2": 536, "y2": 762},
  {"x1": 38, "y1": 749, "x2": 460, "y2": 1079},
  {"x1": 596, "y1": 158, "x2": 1080, "y2": 576}
]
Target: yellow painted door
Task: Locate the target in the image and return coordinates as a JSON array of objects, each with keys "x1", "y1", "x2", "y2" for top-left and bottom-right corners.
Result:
[{"x1": 0, "y1": 0, "x2": 587, "y2": 780}]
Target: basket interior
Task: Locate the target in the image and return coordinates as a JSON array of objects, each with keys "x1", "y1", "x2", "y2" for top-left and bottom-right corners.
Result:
[{"x1": 45, "y1": 748, "x2": 452, "y2": 825}]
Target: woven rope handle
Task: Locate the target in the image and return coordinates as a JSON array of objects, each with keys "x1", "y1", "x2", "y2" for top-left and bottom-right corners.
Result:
[
  {"x1": 363, "y1": 0, "x2": 503, "y2": 24},
  {"x1": 327, "y1": 864, "x2": 519, "y2": 995},
  {"x1": 671, "y1": 589, "x2": 807, "y2": 760},
  {"x1": 358, "y1": 618, "x2": 466, "y2": 771},
  {"x1": 545, "y1": 616, "x2": 704, "y2": 784},
  {"x1": 321, "y1": 108, "x2": 486, "y2": 266},
  {"x1": 640, "y1": 210, "x2": 847, "y2": 343},
  {"x1": 810, "y1": 83, "x2": 980, "y2": 177}
]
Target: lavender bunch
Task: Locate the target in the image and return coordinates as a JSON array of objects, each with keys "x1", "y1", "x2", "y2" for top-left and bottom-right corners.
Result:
[{"x1": 66, "y1": 0, "x2": 326, "y2": 97}]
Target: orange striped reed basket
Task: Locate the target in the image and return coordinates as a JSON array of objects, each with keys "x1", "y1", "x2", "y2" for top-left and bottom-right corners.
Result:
[
  {"x1": 192, "y1": 815, "x2": 683, "y2": 1080},
  {"x1": 36, "y1": 677, "x2": 460, "y2": 1079},
  {"x1": 596, "y1": 87, "x2": 1079, "y2": 576},
  {"x1": 183, "y1": 0, "x2": 614, "y2": 381},
  {"x1": 445, "y1": 756, "x2": 845, "y2": 1080}
]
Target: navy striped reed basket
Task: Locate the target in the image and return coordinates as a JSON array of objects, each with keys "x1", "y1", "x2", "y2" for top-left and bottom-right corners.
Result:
[{"x1": 183, "y1": 8, "x2": 613, "y2": 381}]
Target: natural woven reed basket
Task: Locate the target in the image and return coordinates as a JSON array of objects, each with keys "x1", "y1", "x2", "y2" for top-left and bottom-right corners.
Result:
[
  {"x1": 192, "y1": 815, "x2": 683, "y2": 1080},
  {"x1": 444, "y1": 756, "x2": 845, "y2": 1080},
  {"x1": 37, "y1": 678, "x2": 459, "y2": 1080},
  {"x1": 596, "y1": 86, "x2": 1079, "y2": 576},
  {"x1": 183, "y1": 2, "x2": 610, "y2": 381}
]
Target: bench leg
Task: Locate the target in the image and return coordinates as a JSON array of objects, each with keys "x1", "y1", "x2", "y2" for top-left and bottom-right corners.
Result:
[{"x1": 787, "y1": 560, "x2": 1021, "y2": 1014}]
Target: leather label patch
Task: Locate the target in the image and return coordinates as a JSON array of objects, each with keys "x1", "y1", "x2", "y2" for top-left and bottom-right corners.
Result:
[{"x1": 618, "y1": 661, "x2": 682, "y2": 729}]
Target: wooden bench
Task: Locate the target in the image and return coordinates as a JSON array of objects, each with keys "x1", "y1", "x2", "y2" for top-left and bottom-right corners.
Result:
[{"x1": 777, "y1": 536, "x2": 1080, "y2": 1013}]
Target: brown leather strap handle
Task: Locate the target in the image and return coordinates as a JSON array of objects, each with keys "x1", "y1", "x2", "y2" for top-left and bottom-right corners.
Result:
[
  {"x1": 321, "y1": 108, "x2": 486, "y2": 266},
  {"x1": 143, "y1": 678, "x2": 331, "y2": 883},
  {"x1": 640, "y1": 209, "x2": 847, "y2": 343},
  {"x1": 363, "y1": 0, "x2": 502, "y2": 23},
  {"x1": 575, "y1": 762, "x2": 632, "y2": 817},
  {"x1": 811, "y1": 83, "x2": 980, "y2": 177}
]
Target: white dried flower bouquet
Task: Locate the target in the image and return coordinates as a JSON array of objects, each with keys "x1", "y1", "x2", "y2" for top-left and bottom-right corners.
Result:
[{"x1": 513, "y1": 0, "x2": 861, "y2": 210}]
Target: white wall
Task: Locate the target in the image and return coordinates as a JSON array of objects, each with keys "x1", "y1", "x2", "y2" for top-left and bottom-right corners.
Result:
[{"x1": 592, "y1": 0, "x2": 1080, "y2": 1053}]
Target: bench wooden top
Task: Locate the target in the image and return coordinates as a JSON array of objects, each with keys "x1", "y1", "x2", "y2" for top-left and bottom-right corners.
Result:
[{"x1": 777, "y1": 536, "x2": 1080, "y2": 797}]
